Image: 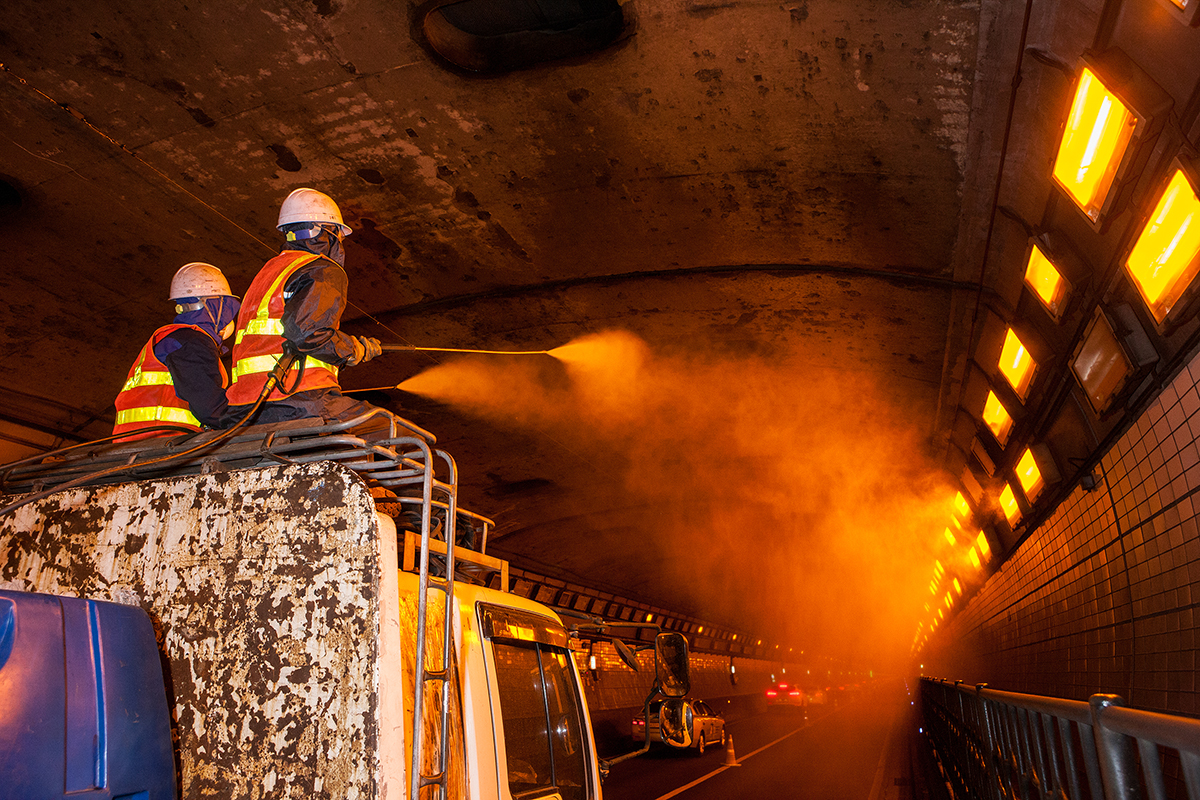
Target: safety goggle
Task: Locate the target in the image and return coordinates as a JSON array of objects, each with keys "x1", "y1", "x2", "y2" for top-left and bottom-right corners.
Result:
[{"x1": 285, "y1": 223, "x2": 344, "y2": 242}]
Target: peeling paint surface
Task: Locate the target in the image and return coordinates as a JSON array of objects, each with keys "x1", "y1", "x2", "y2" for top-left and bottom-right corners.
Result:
[{"x1": 0, "y1": 462, "x2": 384, "y2": 800}]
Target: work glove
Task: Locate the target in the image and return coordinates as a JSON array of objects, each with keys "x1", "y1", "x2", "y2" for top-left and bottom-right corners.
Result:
[{"x1": 347, "y1": 335, "x2": 382, "y2": 366}]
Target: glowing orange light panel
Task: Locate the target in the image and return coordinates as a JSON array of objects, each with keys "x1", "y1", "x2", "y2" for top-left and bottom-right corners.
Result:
[
  {"x1": 1052, "y1": 68, "x2": 1137, "y2": 222},
  {"x1": 976, "y1": 531, "x2": 991, "y2": 558},
  {"x1": 982, "y1": 391, "x2": 1014, "y2": 445},
  {"x1": 943, "y1": 527, "x2": 957, "y2": 546},
  {"x1": 1016, "y1": 447, "x2": 1045, "y2": 501},
  {"x1": 998, "y1": 329, "x2": 1037, "y2": 400},
  {"x1": 1125, "y1": 168, "x2": 1200, "y2": 324},
  {"x1": 969, "y1": 547, "x2": 982, "y2": 569},
  {"x1": 953, "y1": 492, "x2": 971, "y2": 520},
  {"x1": 1000, "y1": 484, "x2": 1021, "y2": 525},
  {"x1": 1024, "y1": 242, "x2": 1069, "y2": 318}
]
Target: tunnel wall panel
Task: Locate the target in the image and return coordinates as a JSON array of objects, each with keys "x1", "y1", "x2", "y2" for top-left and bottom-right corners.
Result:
[{"x1": 933, "y1": 350, "x2": 1200, "y2": 717}]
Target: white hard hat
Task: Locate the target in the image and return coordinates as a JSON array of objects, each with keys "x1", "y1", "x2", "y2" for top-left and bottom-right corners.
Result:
[
  {"x1": 169, "y1": 262, "x2": 235, "y2": 300},
  {"x1": 276, "y1": 187, "x2": 352, "y2": 236}
]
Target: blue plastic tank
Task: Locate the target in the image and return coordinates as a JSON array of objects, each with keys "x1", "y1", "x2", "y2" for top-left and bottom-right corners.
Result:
[{"x1": 0, "y1": 589, "x2": 176, "y2": 799}]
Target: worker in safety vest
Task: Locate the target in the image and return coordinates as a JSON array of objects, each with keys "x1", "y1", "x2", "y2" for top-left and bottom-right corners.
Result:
[
  {"x1": 112, "y1": 263, "x2": 240, "y2": 442},
  {"x1": 225, "y1": 188, "x2": 382, "y2": 424}
]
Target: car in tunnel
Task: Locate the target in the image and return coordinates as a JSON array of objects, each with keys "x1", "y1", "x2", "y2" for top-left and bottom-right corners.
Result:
[
  {"x1": 631, "y1": 698, "x2": 726, "y2": 755},
  {"x1": 765, "y1": 681, "x2": 806, "y2": 708}
]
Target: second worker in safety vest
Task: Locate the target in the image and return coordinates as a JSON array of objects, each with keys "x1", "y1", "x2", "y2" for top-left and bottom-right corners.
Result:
[
  {"x1": 226, "y1": 188, "x2": 383, "y2": 424},
  {"x1": 112, "y1": 263, "x2": 240, "y2": 441}
]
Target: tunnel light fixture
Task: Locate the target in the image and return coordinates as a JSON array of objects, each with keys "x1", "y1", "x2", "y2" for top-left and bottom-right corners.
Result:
[
  {"x1": 998, "y1": 329, "x2": 1037, "y2": 401},
  {"x1": 969, "y1": 547, "x2": 982, "y2": 570},
  {"x1": 1071, "y1": 309, "x2": 1135, "y2": 414},
  {"x1": 999, "y1": 484, "x2": 1022, "y2": 526},
  {"x1": 1124, "y1": 163, "x2": 1200, "y2": 325},
  {"x1": 952, "y1": 578, "x2": 962, "y2": 596},
  {"x1": 1024, "y1": 241, "x2": 1071, "y2": 321},
  {"x1": 943, "y1": 527, "x2": 957, "y2": 547},
  {"x1": 935, "y1": 560, "x2": 944, "y2": 576},
  {"x1": 1017, "y1": 444, "x2": 1061, "y2": 504},
  {"x1": 1016, "y1": 447, "x2": 1045, "y2": 501},
  {"x1": 1152, "y1": 0, "x2": 1200, "y2": 26},
  {"x1": 1052, "y1": 66, "x2": 1137, "y2": 223},
  {"x1": 1051, "y1": 51, "x2": 1171, "y2": 229},
  {"x1": 976, "y1": 531, "x2": 991, "y2": 558},
  {"x1": 944, "y1": 593, "x2": 953, "y2": 609},
  {"x1": 953, "y1": 492, "x2": 971, "y2": 521},
  {"x1": 981, "y1": 391, "x2": 1015, "y2": 447}
]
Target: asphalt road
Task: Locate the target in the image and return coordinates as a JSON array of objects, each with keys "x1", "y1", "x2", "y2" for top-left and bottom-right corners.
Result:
[{"x1": 600, "y1": 685, "x2": 908, "y2": 800}]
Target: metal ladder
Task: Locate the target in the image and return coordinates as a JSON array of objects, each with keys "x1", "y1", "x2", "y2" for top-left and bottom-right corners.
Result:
[{"x1": 388, "y1": 436, "x2": 460, "y2": 800}]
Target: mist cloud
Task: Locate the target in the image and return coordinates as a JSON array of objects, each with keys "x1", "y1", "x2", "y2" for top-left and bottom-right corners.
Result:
[{"x1": 400, "y1": 330, "x2": 952, "y2": 672}]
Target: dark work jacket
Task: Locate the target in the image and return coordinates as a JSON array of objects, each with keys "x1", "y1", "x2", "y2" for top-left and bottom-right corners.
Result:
[
  {"x1": 280, "y1": 252, "x2": 359, "y2": 367},
  {"x1": 154, "y1": 328, "x2": 229, "y2": 428}
]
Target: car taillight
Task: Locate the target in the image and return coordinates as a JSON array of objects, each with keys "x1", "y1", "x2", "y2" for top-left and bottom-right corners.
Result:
[
  {"x1": 634, "y1": 720, "x2": 644, "y2": 726},
  {"x1": 789, "y1": 690, "x2": 800, "y2": 696},
  {"x1": 766, "y1": 690, "x2": 777, "y2": 697}
]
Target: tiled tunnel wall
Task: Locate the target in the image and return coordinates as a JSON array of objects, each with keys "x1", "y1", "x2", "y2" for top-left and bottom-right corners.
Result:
[{"x1": 931, "y1": 350, "x2": 1200, "y2": 717}]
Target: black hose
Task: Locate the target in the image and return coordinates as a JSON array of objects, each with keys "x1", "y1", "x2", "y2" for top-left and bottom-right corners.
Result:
[{"x1": 0, "y1": 351, "x2": 299, "y2": 518}]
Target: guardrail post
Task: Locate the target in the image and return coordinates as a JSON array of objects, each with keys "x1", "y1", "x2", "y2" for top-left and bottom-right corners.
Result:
[
  {"x1": 975, "y1": 685, "x2": 1004, "y2": 800},
  {"x1": 1089, "y1": 694, "x2": 1141, "y2": 800}
]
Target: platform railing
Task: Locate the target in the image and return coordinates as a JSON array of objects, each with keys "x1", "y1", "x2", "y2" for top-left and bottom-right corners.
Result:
[{"x1": 921, "y1": 678, "x2": 1200, "y2": 800}]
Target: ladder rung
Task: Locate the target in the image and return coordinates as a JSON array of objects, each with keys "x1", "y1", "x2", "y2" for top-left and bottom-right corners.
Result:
[
  {"x1": 420, "y1": 772, "x2": 445, "y2": 787},
  {"x1": 425, "y1": 575, "x2": 449, "y2": 593},
  {"x1": 423, "y1": 667, "x2": 449, "y2": 681}
]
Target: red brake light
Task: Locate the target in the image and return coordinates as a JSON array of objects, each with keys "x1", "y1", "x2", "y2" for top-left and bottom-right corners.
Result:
[
  {"x1": 765, "y1": 690, "x2": 777, "y2": 697},
  {"x1": 789, "y1": 690, "x2": 800, "y2": 696}
]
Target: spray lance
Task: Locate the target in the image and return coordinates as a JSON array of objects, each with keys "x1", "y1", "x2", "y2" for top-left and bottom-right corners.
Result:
[
  {"x1": 378, "y1": 343, "x2": 553, "y2": 357},
  {"x1": 345, "y1": 342, "x2": 556, "y2": 393}
]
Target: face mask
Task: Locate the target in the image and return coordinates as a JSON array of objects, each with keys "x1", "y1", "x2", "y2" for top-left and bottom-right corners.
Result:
[{"x1": 286, "y1": 224, "x2": 345, "y2": 267}]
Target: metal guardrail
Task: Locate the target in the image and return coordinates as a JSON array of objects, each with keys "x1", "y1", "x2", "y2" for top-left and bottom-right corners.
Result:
[{"x1": 921, "y1": 678, "x2": 1200, "y2": 800}]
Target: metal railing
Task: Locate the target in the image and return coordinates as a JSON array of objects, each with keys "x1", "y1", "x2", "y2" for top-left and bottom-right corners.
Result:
[{"x1": 921, "y1": 678, "x2": 1200, "y2": 800}]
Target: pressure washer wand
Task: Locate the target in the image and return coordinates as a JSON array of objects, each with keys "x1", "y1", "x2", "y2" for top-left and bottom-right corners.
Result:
[{"x1": 379, "y1": 343, "x2": 552, "y2": 356}]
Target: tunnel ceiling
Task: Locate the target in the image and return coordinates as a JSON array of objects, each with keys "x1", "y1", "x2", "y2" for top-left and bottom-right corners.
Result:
[{"x1": 0, "y1": 0, "x2": 1025, "y2": 663}]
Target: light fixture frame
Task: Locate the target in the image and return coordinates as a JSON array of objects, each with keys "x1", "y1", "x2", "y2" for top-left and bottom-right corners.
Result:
[
  {"x1": 1014, "y1": 443, "x2": 1061, "y2": 504},
  {"x1": 1121, "y1": 157, "x2": 1200, "y2": 328},
  {"x1": 1070, "y1": 308, "x2": 1138, "y2": 415},
  {"x1": 997, "y1": 327, "x2": 1039, "y2": 402},
  {"x1": 1051, "y1": 49, "x2": 1173, "y2": 231},
  {"x1": 1152, "y1": 0, "x2": 1200, "y2": 26},
  {"x1": 1022, "y1": 236, "x2": 1074, "y2": 322}
]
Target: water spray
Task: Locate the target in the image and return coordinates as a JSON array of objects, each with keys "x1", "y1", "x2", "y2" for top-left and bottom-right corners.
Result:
[{"x1": 380, "y1": 343, "x2": 555, "y2": 357}]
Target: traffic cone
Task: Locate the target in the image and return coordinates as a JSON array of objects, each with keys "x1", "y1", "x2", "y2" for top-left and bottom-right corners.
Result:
[{"x1": 723, "y1": 732, "x2": 739, "y2": 767}]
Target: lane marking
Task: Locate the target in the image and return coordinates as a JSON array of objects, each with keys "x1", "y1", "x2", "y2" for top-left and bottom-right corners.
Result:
[
  {"x1": 867, "y1": 709, "x2": 900, "y2": 800},
  {"x1": 650, "y1": 708, "x2": 839, "y2": 800}
]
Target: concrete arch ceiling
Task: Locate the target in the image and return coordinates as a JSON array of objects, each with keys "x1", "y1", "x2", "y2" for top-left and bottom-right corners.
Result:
[{"x1": 0, "y1": 0, "x2": 1011, "y2": 665}]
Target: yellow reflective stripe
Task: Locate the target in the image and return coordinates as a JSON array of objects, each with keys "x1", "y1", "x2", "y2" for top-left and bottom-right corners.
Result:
[
  {"x1": 232, "y1": 354, "x2": 339, "y2": 380},
  {"x1": 115, "y1": 406, "x2": 200, "y2": 426},
  {"x1": 235, "y1": 253, "x2": 321, "y2": 345},
  {"x1": 121, "y1": 370, "x2": 174, "y2": 393}
]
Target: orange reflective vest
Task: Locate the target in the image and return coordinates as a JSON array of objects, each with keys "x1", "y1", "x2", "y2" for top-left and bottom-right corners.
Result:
[
  {"x1": 112, "y1": 323, "x2": 225, "y2": 441},
  {"x1": 227, "y1": 251, "x2": 340, "y2": 405}
]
